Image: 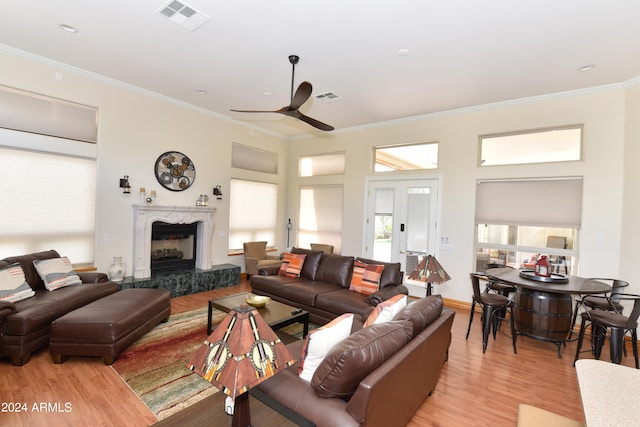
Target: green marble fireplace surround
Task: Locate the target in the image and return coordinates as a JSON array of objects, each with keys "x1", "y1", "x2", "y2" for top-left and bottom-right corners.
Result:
[{"x1": 118, "y1": 264, "x2": 240, "y2": 298}]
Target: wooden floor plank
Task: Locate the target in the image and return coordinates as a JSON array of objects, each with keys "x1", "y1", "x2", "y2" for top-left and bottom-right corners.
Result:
[{"x1": 1, "y1": 279, "x2": 635, "y2": 426}]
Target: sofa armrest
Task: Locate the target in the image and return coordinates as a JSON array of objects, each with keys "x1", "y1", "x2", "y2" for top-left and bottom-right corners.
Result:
[
  {"x1": 77, "y1": 271, "x2": 110, "y2": 283},
  {"x1": 258, "y1": 265, "x2": 281, "y2": 276},
  {"x1": 0, "y1": 300, "x2": 17, "y2": 323},
  {"x1": 365, "y1": 285, "x2": 409, "y2": 306},
  {"x1": 266, "y1": 254, "x2": 281, "y2": 260}
]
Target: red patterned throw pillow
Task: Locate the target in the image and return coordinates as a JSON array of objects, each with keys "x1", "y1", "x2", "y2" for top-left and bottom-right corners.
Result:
[
  {"x1": 349, "y1": 261, "x2": 385, "y2": 295},
  {"x1": 278, "y1": 252, "x2": 307, "y2": 278}
]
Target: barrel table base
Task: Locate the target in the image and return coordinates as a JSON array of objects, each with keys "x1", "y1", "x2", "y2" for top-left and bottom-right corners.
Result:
[{"x1": 514, "y1": 288, "x2": 573, "y2": 358}]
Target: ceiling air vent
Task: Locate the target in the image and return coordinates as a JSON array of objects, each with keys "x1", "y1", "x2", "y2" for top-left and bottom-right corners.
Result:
[
  {"x1": 315, "y1": 91, "x2": 341, "y2": 103},
  {"x1": 157, "y1": 0, "x2": 210, "y2": 31}
]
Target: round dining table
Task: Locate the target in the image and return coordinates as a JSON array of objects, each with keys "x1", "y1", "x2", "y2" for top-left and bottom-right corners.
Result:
[{"x1": 486, "y1": 267, "x2": 612, "y2": 358}]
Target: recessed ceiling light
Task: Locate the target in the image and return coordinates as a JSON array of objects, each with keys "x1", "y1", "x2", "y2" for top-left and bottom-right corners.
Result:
[
  {"x1": 58, "y1": 23, "x2": 78, "y2": 33},
  {"x1": 196, "y1": 89, "x2": 207, "y2": 95},
  {"x1": 578, "y1": 64, "x2": 595, "y2": 72},
  {"x1": 397, "y1": 49, "x2": 410, "y2": 56},
  {"x1": 263, "y1": 92, "x2": 273, "y2": 97}
]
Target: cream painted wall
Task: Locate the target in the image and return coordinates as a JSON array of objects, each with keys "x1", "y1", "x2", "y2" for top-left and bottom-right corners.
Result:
[
  {"x1": 0, "y1": 52, "x2": 289, "y2": 274},
  {"x1": 288, "y1": 89, "x2": 630, "y2": 302},
  {"x1": 620, "y1": 84, "x2": 640, "y2": 288}
]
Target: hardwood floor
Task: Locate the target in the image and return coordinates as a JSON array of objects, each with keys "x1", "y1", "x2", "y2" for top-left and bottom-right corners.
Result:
[{"x1": 1, "y1": 279, "x2": 635, "y2": 426}]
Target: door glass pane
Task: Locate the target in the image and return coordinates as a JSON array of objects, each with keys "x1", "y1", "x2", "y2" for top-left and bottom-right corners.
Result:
[
  {"x1": 406, "y1": 187, "x2": 431, "y2": 253},
  {"x1": 373, "y1": 188, "x2": 393, "y2": 262}
]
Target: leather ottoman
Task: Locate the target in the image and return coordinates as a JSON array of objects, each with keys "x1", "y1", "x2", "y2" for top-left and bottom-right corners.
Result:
[{"x1": 49, "y1": 288, "x2": 171, "y2": 365}]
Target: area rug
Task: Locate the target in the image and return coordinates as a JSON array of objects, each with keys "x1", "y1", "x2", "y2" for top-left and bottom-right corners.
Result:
[{"x1": 110, "y1": 307, "x2": 227, "y2": 420}]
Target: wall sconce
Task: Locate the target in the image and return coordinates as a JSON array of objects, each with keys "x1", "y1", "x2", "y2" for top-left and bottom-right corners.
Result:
[
  {"x1": 213, "y1": 185, "x2": 223, "y2": 200},
  {"x1": 119, "y1": 175, "x2": 131, "y2": 194}
]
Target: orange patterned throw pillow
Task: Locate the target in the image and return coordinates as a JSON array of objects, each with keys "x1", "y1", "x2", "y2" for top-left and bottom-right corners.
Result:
[
  {"x1": 349, "y1": 261, "x2": 385, "y2": 295},
  {"x1": 278, "y1": 252, "x2": 307, "y2": 278}
]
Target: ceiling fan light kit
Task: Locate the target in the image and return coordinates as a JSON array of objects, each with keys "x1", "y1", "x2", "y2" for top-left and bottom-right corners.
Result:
[{"x1": 231, "y1": 55, "x2": 334, "y2": 131}]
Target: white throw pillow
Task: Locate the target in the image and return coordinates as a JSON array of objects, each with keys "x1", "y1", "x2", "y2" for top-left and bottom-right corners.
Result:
[
  {"x1": 298, "y1": 313, "x2": 354, "y2": 382},
  {"x1": 364, "y1": 294, "x2": 408, "y2": 327},
  {"x1": 33, "y1": 257, "x2": 82, "y2": 291},
  {"x1": 0, "y1": 263, "x2": 35, "y2": 302}
]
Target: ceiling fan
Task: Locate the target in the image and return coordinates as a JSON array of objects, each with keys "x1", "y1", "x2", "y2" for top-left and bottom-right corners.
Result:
[{"x1": 231, "y1": 55, "x2": 334, "y2": 132}]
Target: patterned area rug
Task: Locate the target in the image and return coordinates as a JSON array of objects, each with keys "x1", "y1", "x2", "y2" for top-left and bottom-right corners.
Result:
[{"x1": 110, "y1": 307, "x2": 227, "y2": 420}]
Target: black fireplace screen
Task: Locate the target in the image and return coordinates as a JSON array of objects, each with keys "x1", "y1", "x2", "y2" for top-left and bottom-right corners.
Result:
[{"x1": 151, "y1": 221, "x2": 198, "y2": 274}]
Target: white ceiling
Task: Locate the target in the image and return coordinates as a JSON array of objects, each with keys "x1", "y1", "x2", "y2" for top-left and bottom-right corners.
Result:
[{"x1": 1, "y1": 0, "x2": 640, "y2": 138}]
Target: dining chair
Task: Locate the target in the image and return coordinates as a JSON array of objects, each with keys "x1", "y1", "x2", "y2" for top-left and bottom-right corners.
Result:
[
  {"x1": 570, "y1": 278, "x2": 629, "y2": 328},
  {"x1": 465, "y1": 273, "x2": 517, "y2": 354},
  {"x1": 573, "y1": 293, "x2": 640, "y2": 368},
  {"x1": 483, "y1": 263, "x2": 517, "y2": 296}
]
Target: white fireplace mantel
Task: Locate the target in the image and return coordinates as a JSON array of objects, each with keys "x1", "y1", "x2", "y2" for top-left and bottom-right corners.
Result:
[{"x1": 132, "y1": 204, "x2": 216, "y2": 279}]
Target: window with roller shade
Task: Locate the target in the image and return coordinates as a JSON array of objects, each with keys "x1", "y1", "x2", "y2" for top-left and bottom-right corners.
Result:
[
  {"x1": 0, "y1": 146, "x2": 96, "y2": 264},
  {"x1": 474, "y1": 178, "x2": 582, "y2": 274},
  {"x1": 298, "y1": 185, "x2": 343, "y2": 253},
  {"x1": 228, "y1": 179, "x2": 278, "y2": 252}
]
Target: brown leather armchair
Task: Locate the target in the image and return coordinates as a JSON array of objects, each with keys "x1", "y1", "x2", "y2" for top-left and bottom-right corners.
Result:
[{"x1": 243, "y1": 241, "x2": 282, "y2": 276}]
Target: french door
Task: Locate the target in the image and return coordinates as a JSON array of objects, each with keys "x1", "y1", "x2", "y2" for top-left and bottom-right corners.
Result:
[{"x1": 364, "y1": 178, "x2": 439, "y2": 275}]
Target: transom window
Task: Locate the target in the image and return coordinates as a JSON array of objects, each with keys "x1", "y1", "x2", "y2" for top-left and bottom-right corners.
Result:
[
  {"x1": 479, "y1": 125, "x2": 582, "y2": 166},
  {"x1": 375, "y1": 142, "x2": 438, "y2": 172}
]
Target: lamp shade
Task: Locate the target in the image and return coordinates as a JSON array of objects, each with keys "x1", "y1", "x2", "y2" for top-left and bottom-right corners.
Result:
[
  {"x1": 408, "y1": 254, "x2": 451, "y2": 284},
  {"x1": 186, "y1": 304, "x2": 295, "y2": 399}
]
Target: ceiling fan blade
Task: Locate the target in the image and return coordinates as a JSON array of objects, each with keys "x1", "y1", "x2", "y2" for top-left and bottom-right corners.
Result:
[
  {"x1": 296, "y1": 112, "x2": 335, "y2": 131},
  {"x1": 230, "y1": 108, "x2": 279, "y2": 113},
  {"x1": 289, "y1": 81, "x2": 312, "y2": 110}
]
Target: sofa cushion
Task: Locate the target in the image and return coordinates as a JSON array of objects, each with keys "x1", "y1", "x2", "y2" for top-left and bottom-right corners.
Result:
[
  {"x1": 364, "y1": 294, "x2": 407, "y2": 327},
  {"x1": 349, "y1": 260, "x2": 385, "y2": 295},
  {"x1": 33, "y1": 257, "x2": 82, "y2": 291},
  {"x1": 316, "y1": 254, "x2": 355, "y2": 288},
  {"x1": 355, "y1": 257, "x2": 402, "y2": 289},
  {"x1": 311, "y1": 320, "x2": 413, "y2": 399},
  {"x1": 0, "y1": 263, "x2": 35, "y2": 303},
  {"x1": 299, "y1": 313, "x2": 354, "y2": 382},
  {"x1": 278, "y1": 253, "x2": 307, "y2": 278},
  {"x1": 393, "y1": 295, "x2": 444, "y2": 337},
  {"x1": 291, "y1": 248, "x2": 324, "y2": 280},
  {"x1": 315, "y1": 289, "x2": 373, "y2": 322},
  {"x1": 0, "y1": 249, "x2": 61, "y2": 291},
  {"x1": 250, "y1": 273, "x2": 301, "y2": 295},
  {"x1": 268, "y1": 280, "x2": 341, "y2": 307}
]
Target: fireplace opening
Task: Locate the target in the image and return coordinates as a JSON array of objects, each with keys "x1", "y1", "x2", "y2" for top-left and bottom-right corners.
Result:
[{"x1": 151, "y1": 221, "x2": 198, "y2": 275}]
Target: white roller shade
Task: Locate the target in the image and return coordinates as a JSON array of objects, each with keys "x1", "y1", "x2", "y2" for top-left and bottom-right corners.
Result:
[
  {"x1": 232, "y1": 143, "x2": 278, "y2": 174},
  {"x1": 0, "y1": 85, "x2": 97, "y2": 143},
  {"x1": 475, "y1": 178, "x2": 583, "y2": 228}
]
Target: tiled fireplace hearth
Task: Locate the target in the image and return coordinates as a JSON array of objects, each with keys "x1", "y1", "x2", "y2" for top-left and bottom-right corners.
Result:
[{"x1": 122, "y1": 204, "x2": 240, "y2": 297}]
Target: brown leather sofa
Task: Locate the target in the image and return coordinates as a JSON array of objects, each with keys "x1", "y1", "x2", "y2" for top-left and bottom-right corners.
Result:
[
  {"x1": 250, "y1": 248, "x2": 409, "y2": 325},
  {"x1": 254, "y1": 295, "x2": 455, "y2": 427},
  {"x1": 0, "y1": 250, "x2": 120, "y2": 365}
]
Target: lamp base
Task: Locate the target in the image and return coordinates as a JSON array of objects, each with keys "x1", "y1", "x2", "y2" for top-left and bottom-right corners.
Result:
[
  {"x1": 426, "y1": 282, "x2": 433, "y2": 296},
  {"x1": 231, "y1": 392, "x2": 251, "y2": 427}
]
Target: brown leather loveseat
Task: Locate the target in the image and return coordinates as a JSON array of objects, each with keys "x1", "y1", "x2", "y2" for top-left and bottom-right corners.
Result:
[
  {"x1": 254, "y1": 295, "x2": 455, "y2": 427},
  {"x1": 0, "y1": 250, "x2": 119, "y2": 365},
  {"x1": 250, "y1": 248, "x2": 409, "y2": 325}
]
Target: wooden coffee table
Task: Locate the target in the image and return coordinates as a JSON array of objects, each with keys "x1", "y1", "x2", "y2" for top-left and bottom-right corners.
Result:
[{"x1": 207, "y1": 293, "x2": 309, "y2": 337}]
